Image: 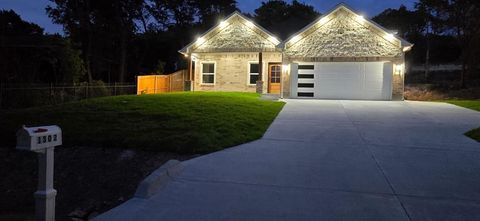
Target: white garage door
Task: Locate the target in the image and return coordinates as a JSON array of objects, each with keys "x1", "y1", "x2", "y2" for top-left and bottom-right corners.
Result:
[{"x1": 296, "y1": 62, "x2": 393, "y2": 100}]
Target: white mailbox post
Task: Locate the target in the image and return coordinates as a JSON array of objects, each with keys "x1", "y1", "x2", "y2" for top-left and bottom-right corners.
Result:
[{"x1": 17, "y1": 125, "x2": 62, "y2": 221}]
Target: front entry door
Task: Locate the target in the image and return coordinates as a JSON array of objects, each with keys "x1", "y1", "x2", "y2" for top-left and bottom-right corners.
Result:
[{"x1": 268, "y1": 64, "x2": 281, "y2": 94}]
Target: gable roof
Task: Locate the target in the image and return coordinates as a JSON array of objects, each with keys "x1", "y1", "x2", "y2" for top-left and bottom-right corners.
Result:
[
  {"x1": 179, "y1": 11, "x2": 282, "y2": 54},
  {"x1": 284, "y1": 3, "x2": 413, "y2": 51}
]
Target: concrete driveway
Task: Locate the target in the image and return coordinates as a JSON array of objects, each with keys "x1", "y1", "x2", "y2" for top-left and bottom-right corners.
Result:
[{"x1": 95, "y1": 100, "x2": 480, "y2": 221}]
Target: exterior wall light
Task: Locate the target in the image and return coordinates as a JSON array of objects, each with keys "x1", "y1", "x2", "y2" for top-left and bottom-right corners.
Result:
[
  {"x1": 246, "y1": 20, "x2": 254, "y2": 28},
  {"x1": 394, "y1": 63, "x2": 403, "y2": 75}
]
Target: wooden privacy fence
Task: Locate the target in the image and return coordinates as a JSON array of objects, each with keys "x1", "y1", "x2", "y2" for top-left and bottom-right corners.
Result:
[{"x1": 137, "y1": 70, "x2": 186, "y2": 95}]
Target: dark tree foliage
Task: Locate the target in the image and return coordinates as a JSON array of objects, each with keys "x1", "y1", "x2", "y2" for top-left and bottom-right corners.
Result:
[
  {"x1": 372, "y1": 5, "x2": 425, "y2": 39},
  {"x1": 374, "y1": 1, "x2": 480, "y2": 85},
  {"x1": 46, "y1": 0, "x2": 237, "y2": 82},
  {"x1": 195, "y1": 0, "x2": 237, "y2": 26},
  {"x1": 146, "y1": 0, "x2": 238, "y2": 72},
  {"x1": 0, "y1": 10, "x2": 85, "y2": 84},
  {"x1": 47, "y1": 0, "x2": 145, "y2": 83},
  {"x1": 2, "y1": 0, "x2": 479, "y2": 87},
  {"x1": 254, "y1": 0, "x2": 320, "y2": 39}
]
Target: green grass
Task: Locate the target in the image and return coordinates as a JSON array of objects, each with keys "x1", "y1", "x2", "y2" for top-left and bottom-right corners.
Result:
[
  {"x1": 443, "y1": 100, "x2": 480, "y2": 111},
  {"x1": 439, "y1": 99, "x2": 480, "y2": 142},
  {"x1": 0, "y1": 92, "x2": 284, "y2": 154},
  {"x1": 0, "y1": 215, "x2": 32, "y2": 221},
  {"x1": 465, "y1": 128, "x2": 480, "y2": 142}
]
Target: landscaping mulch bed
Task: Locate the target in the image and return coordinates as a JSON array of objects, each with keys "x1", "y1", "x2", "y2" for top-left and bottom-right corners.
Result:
[
  {"x1": 0, "y1": 146, "x2": 194, "y2": 221},
  {"x1": 405, "y1": 84, "x2": 480, "y2": 101}
]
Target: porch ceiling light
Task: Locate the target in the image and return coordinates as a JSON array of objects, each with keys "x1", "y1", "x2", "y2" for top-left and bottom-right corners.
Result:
[
  {"x1": 386, "y1": 33, "x2": 394, "y2": 41},
  {"x1": 196, "y1": 36, "x2": 205, "y2": 44},
  {"x1": 291, "y1": 35, "x2": 301, "y2": 43},
  {"x1": 403, "y1": 45, "x2": 413, "y2": 52},
  {"x1": 318, "y1": 17, "x2": 327, "y2": 26},
  {"x1": 269, "y1": 36, "x2": 279, "y2": 44},
  {"x1": 219, "y1": 20, "x2": 228, "y2": 29},
  {"x1": 356, "y1": 15, "x2": 364, "y2": 23}
]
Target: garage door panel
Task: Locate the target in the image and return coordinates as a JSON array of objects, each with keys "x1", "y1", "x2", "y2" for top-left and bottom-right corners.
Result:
[
  {"x1": 365, "y1": 79, "x2": 385, "y2": 90},
  {"x1": 317, "y1": 74, "x2": 361, "y2": 80},
  {"x1": 295, "y1": 62, "x2": 392, "y2": 100},
  {"x1": 318, "y1": 81, "x2": 360, "y2": 89}
]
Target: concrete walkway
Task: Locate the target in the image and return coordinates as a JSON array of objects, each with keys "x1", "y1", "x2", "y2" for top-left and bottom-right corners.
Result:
[{"x1": 94, "y1": 100, "x2": 480, "y2": 221}]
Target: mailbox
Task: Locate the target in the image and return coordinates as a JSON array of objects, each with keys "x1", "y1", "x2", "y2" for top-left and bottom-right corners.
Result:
[{"x1": 16, "y1": 125, "x2": 62, "y2": 151}]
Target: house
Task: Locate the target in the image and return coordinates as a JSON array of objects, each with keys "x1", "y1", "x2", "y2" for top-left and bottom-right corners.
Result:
[{"x1": 179, "y1": 3, "x2": 413, "y2": 100}]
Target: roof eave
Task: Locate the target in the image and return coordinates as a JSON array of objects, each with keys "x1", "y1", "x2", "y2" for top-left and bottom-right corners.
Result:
[{"x1": 283, "y1": 3, "x2": 413, "y2": 50}]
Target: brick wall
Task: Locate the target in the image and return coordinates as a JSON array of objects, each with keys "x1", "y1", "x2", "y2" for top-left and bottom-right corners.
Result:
[
  {"x1": 193, "y1": 52, "x2": 282, "y2": 92},
  {"x1": 392, "y1": 74, "x2": 404, "y2": 100}
]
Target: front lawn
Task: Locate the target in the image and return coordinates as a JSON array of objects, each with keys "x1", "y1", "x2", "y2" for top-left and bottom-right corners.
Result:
[
  {"x1": 0, "y1": 92, "x2": 284, "y2": 220},
  {"x1": 465, "y1": 128, "x2": 480, "y2": 142},
  {"x1": 0, "y1": 92, "x2": 284, "y2": 153},
  {"x1": 444, "y1": 100, "x2": 480, "y2": 111},
  {"x1": 440, "y1": 99, "x2": 480, "y2": 142}
]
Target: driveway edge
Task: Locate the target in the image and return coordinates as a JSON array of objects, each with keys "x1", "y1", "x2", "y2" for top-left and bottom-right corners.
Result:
[{"x1": 134, "y1": 159, "x2": 184, "y2": 198}]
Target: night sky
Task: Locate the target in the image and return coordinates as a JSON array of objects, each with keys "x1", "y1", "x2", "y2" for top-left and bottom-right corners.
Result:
[{"x1": 1, "y1": 0, "x2": 417, "y2": 34}]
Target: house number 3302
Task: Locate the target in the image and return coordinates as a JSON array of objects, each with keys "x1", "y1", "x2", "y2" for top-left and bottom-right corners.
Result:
[{"x1": 37, "y1": 134, "x2": 57, "y2": 144}]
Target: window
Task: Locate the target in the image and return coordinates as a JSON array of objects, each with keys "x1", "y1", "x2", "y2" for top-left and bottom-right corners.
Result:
[
  {"x1": 248, "y1": 63, "x2": 259, "y2": 85},
  {"x1": 298, "y1": 83, "x2": 314, "y2": 88},
  {"x1": 298, "y1": 92, "x2": 314, "y2": 97},
  {"x1": 201, "y1": 63, "x2": 215, "y2": 84},
  {"x1": 298, "y1": 65, "x2": 314, "y2": 70},
  {"x1": 270, "y1": 65, "x2": 281, "y2": 83},
  {"x1": 298, "y1": 74, "x2": 314, "y2": 79}
]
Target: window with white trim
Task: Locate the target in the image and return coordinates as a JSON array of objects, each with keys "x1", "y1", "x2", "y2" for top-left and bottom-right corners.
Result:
[
  {"x1": 201, "y1": 63, "x2": 215, "y2": 84},
  {"x1": 248, "y1": 63, "x2": 260, "y2": 85}
]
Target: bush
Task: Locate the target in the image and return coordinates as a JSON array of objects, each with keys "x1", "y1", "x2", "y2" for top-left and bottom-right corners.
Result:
[{"x1": 78, "y1": 80, "x2": 111, "y2": 98}]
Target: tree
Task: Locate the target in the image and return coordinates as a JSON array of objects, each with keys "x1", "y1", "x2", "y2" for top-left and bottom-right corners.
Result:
[
  {"x1": 413, "y1": 0, "x2": 480, "y2": 87},
  {"x1": 149, "y1": 0, "x2": 196, "y2": 29},
  {"x1": 47, "y1": 0, "x2": 95, "y2": 82},
  {"x1": 372, "y1": 5, "x2": 426, "y2": 39},
  {"x1": 195, "y1": 0, "x2": 237, "y2": 27},
  {"x1": 146, "y1": 0, "x2": 239, "y2": 73},
  {"x1": 47, "y1": 0, "x2": 148, "y2": 83},
  {"x1": 415, "y1": 0, "x2": 448, "y2": 80},
  {"x1": 110, "y1": 0, "x2": 147, "y2": 82},
  {"x1": 0, "y1": 10, "x2": 85, "y2": 84},
  {"x1": 254, "y1": 0, "x2": 319, "y2": 39},
  {"x1": 444, "y1": 0, "x2": 480, "y2": 87}
]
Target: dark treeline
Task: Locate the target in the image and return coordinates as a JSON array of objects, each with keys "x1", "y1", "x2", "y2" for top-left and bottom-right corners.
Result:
[{"x1": 0, "y1": 0, "x2": 479, "y2": 87}]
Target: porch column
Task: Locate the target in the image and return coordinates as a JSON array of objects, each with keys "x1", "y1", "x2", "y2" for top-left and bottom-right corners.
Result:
[
  {"x1": 256, "y1": 51, "x2": 263, "y2": 94},
  {"x1": 184, "y1": 54, "x2": 192, "y2": 91}
]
